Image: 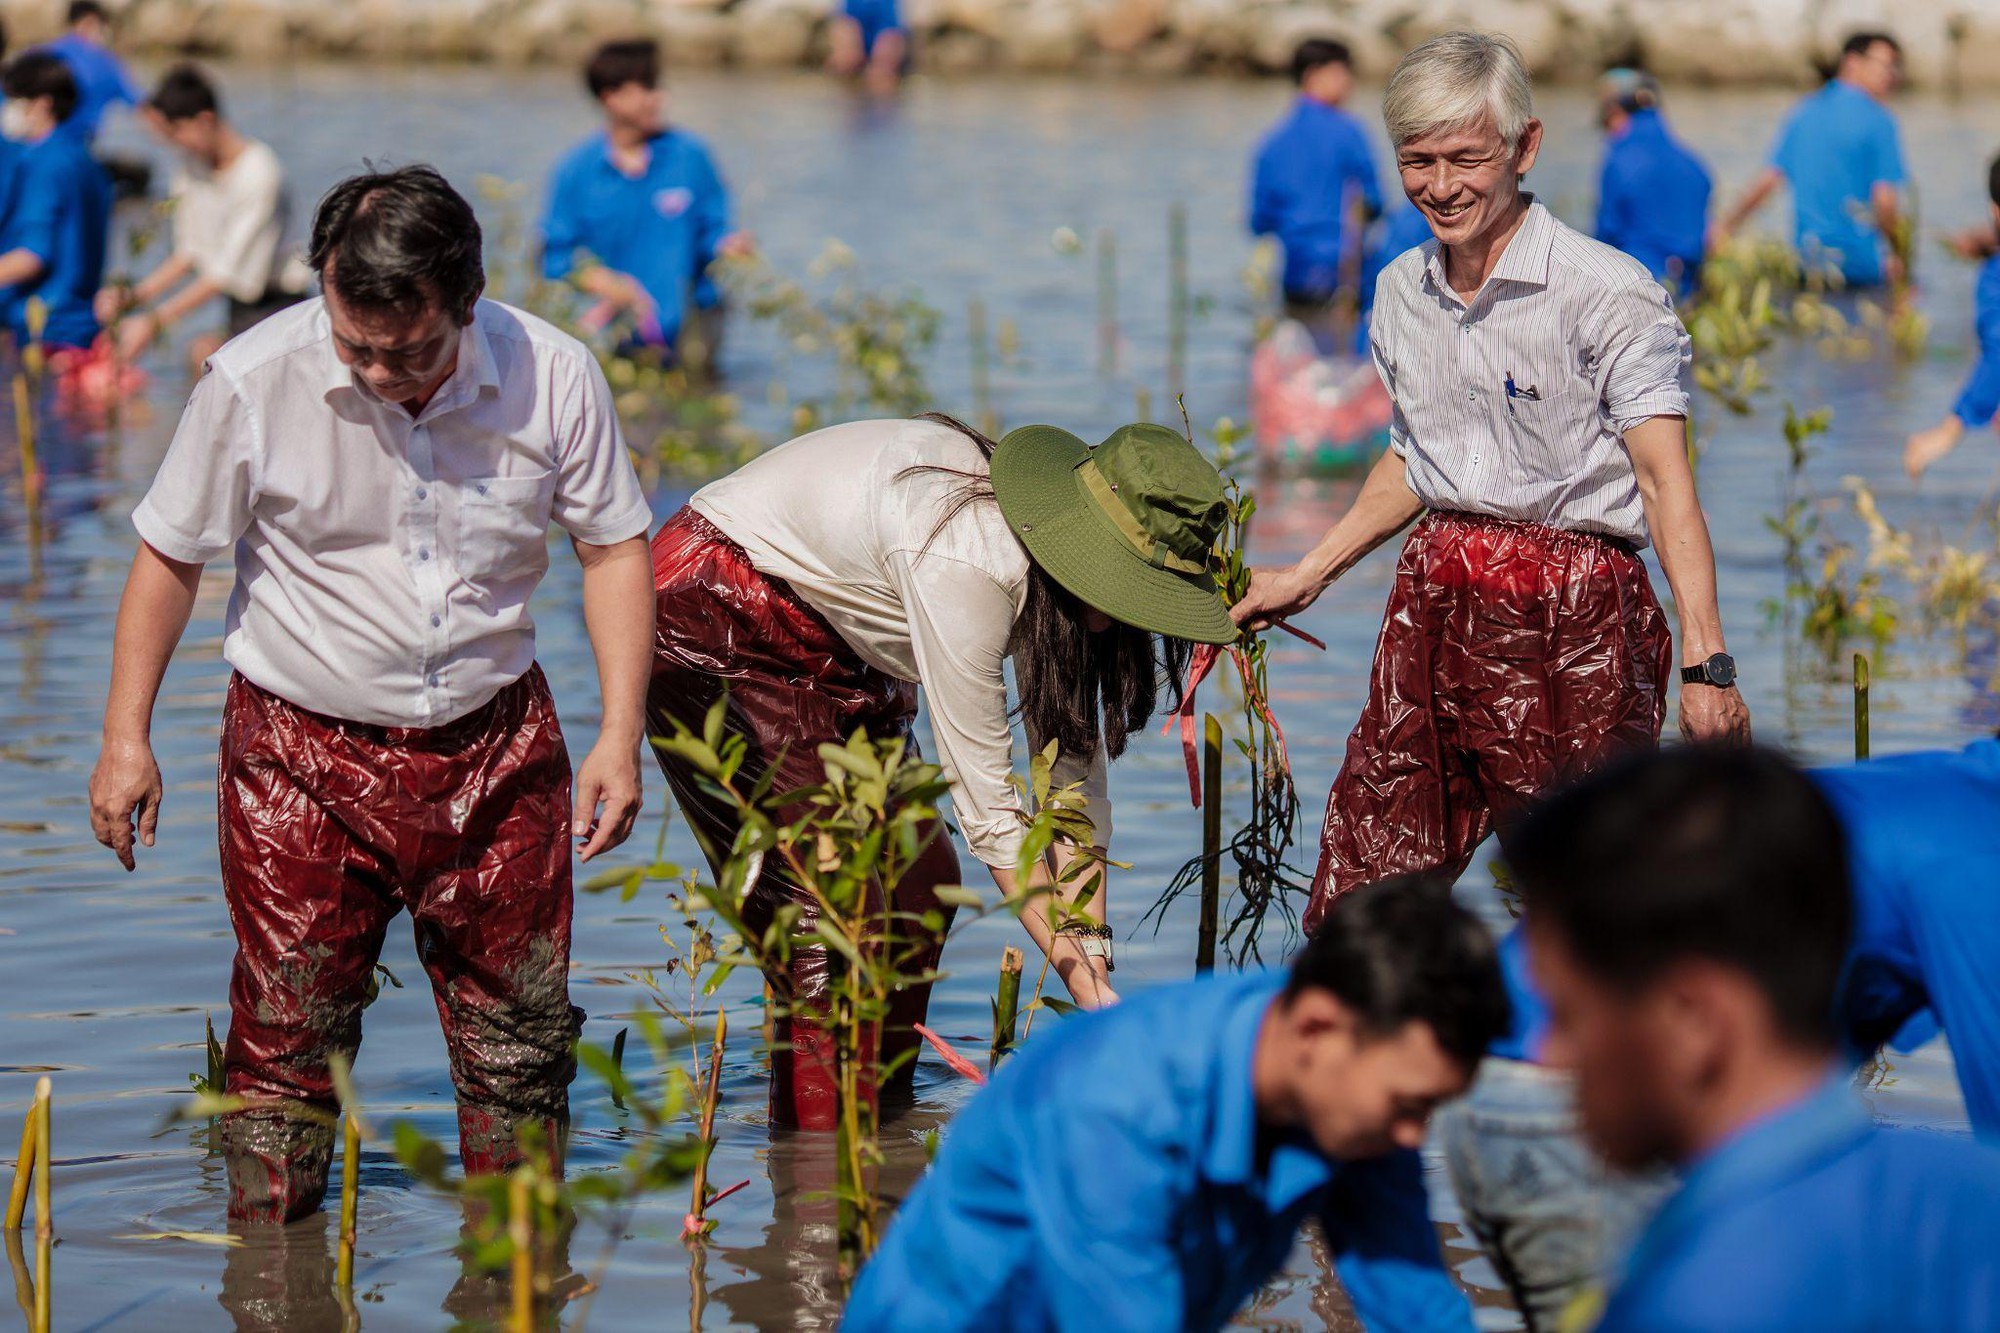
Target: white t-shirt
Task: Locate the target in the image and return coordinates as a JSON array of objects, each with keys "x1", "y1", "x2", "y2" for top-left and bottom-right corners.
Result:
[
  {"x1": 690, "y1": 417, "x2": 1111, "y2": 869},
  {"x1": 170, "y1": 137, "x2": 307, "y2": 304},
  {"x1": 132, "y1": 298, "x2": 653, "y2": 728}
]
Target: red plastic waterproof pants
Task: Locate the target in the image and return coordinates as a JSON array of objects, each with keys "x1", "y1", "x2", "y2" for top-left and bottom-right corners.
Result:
[
  {"x1": 1307, "y1": 510, "x2": 1671, "y2": 933},
  {"x1": 647, "y1": 507, "x2": 961, "y2": 1132},
  {"x1": 217, "y1": 668, "x2": 579, "y2": 1223}
]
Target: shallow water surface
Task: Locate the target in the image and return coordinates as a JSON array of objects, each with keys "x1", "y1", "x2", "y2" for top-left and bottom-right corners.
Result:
[{"x1": 0, "y1": 64, "x2": 1988, "y2": 1330}]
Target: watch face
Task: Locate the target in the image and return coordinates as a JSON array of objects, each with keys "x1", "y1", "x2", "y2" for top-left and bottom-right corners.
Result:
[{"x1": 1707, "y1": 654, "x2": 1737, "y2": 688}]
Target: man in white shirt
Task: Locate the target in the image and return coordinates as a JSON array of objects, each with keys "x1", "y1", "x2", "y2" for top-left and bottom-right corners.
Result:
[
  {"x1": 86, "y1": 165, "x2": 656, "y2": 1224},
  {"x1": 97, "y1": 64, "x2": 309, "y2": 366},
  {"x1": 1235, "y1": 32, "x2": 1749, "y2": 934}
]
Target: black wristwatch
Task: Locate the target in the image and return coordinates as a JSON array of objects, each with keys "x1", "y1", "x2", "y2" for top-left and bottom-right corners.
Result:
[{"x1": 1680, "y1": 653, "x2": 1737, "y2": 689}]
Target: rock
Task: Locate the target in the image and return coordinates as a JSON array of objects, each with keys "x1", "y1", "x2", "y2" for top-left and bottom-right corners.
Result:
[
  {"x1": 1088, "y1": 0, "x2": 1167, "y2": 54},
  {"x1": 732, "y1": 0, "x2": 827, "y2": 67}
]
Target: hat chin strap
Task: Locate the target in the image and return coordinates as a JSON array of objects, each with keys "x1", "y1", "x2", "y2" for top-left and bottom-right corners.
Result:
[{"x1": 1074, "y1": 457, "x2": 1208, "y2": 576}]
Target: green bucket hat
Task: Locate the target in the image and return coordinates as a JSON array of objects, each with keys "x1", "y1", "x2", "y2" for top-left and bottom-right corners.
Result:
[{"x1": 989, "y1": 421, "x2": 1237, "y2": 645}]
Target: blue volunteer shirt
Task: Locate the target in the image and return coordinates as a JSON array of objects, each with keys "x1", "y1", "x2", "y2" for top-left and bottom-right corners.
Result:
[
  {"x1": 0, "y1": 125, "x2": 111, "y2": 350},
  {"x1": 1596, "y1": 108, "x2": 1711, "y2": 295},
  {"x1": 539, "y1": 128, "x2": 731, "y2": 349},
  {"x1": 845, "y1": 0, "x2": 903, "y2": 49},
  {"x1": 1770, "y1": 79, "x2": 1905, "y2": 287},
  {"x1": 38, "y1": 32, "x2": 142, "y2": 139},
  {"x1": 1494, "y1": 739, "x2": 2000, "y2": 1141},
  {"x1": 1251, "y1": 97, "x2": 1384, "y2": 302},
  {"x1": 1950, "y1": 255, "x2": 2000, "y2": 430},
  {"x1": 1814, "y1": 737, "x2": 2000, "y2": 1139},
  {"x1": 1599, "y1": 1074, "x2": 2000, "y2": 1331},
  {"x1": 844, "y1": 971, "x2": 1473, "y2": 1332}
]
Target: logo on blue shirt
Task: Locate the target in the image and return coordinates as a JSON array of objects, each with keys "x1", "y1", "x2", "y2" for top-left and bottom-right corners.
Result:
[{"x1": 653, "y1": 187, "x2": 693, "y2": 219}]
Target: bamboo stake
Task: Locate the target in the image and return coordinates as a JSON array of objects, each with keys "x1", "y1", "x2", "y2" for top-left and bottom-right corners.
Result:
[
  {"x1": 1853, "y1": 652, "x2": 1871, "y2": 761},
  {"x1": 12, "y1": 375, "x2": 36, "y2": 490},
  {"x1": 1196, "y1": 715, "x2": 1223, "y2": 973},
  {"x1": 30, "y1": 1080, "x2": 48, "y2": 1243},
  {"x1": 1096, "y1": 228, "x2": 1117, "y2": 379},
  {"x1": 3, "y1": 1106, "x2": 33, "y2": 1231},
  {"x1": 6, "y1": 1227, "x2": 30, "y2": 1326},
  {"x1": 968, "y1": 296, "x2": 996, "y2": 438},
  {"x1": 687, "y1": 1010, "x2": 729, "y2": 1234},
  {"x1": 1167, "y1": 202, "x2": 1188, "y2": 398},
  {"x1": 990, "y1": 947, "x2": 1024, "y2": 1070},
  {"x1": 507, "y1": 1173, "x2": 533, "y2": 1333},
  {"x1": 336, "y1": 1112, "x2": 360, "y2": 1290}
]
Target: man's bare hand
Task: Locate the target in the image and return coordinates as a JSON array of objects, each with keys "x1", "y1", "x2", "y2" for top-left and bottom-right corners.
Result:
[
  {"x1": 90, "y1": 737, "x2": 163, "y2": 871},
  {"x1": 572, "y1": 735, "x2": 642, "y2": 863},
  {"x1": 1679, "y1": 685, "x2": 1751, "y2": 746},
  {"x1": 1230, "y1": 564, "x2": 1322, "y2": 630}
]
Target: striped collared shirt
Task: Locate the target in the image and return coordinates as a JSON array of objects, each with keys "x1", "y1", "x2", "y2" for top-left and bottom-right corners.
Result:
[{"x1": 1369, "y1": 196, "x2": 1692, "y2": 547}]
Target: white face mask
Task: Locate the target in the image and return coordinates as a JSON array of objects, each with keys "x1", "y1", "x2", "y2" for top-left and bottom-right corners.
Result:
[{"x1": 0, "y1": 101, "x2": 37, "y2": 143}]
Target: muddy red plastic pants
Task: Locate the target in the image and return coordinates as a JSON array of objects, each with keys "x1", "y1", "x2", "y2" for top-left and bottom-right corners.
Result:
[
  {"x1": 647, "y1": 507, "x2": 962, "y2": 1131},
  {"x1": 217, "y1": 667, "x2": 580, "y2": 1223},
  {"x1": 1307, "y1": 509, "x2": 1672, "y2": 933}
]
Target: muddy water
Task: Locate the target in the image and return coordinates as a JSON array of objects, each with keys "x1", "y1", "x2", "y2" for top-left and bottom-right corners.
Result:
[{"x1": 0, "y1": 64, "x2": 1989, "y2": 1330}]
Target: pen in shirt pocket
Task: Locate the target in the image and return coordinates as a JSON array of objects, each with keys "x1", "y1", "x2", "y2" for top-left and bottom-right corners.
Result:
[{"x1": 1503, "y1": 373, "x2": 1541, "y2": 415}]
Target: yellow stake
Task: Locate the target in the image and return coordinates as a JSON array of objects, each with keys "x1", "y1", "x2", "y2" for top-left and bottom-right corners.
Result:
[
  {"x1": 336, "y1": 1112, "x2": 359, "y2": 1289},
  {"x1": 508, "y1": 1173, "x2": 533, "y2": 1333},
  {"x1": 4, "y1": 1105, "x2": 33, "y2": 1231},
  {"x1": 30, "y1": 1080, "x2": 49, "y2": 1243},
  {"x1": 12, "y1": 375, "x2": 36, "y2": 491}
]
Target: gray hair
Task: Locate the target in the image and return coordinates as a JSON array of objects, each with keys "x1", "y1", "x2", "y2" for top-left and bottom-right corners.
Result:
[{"x1": 1382, "y1": 31, "x2": 1533, "y2": 148}]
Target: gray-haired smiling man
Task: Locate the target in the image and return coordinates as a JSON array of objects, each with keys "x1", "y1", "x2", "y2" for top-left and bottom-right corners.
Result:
[{"x1": 1234, "y1": 31, "x2": 1750, "y2": 932}]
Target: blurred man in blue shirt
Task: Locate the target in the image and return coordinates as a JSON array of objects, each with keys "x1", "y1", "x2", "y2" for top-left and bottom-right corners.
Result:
[
  {"x1": 540, "y1": 39, "x2": 748, "y2": 364},
  {"x1": 1717, "y1": 31, "x2": 1907, "y2": 288},
  {"x1": 1512, "y1": 745, "x2": 2000, "y2": 1332},
  {"x1": 1445, "y1": 735, "x2": 2000, "y2": 1327},
  {"x1": 1251, "y1": 39, "x2": 1383, "y2": 351},
  {"x1": 845, "y1": 876, "x2": 1511, "y2": 1332},
  {"x1": 38, "y1": 1, "x2": 140, "y2": 141},
  {"x1": 1593, "y1": 69, "x2": 1710, "y2": 296},
  {"x1": 1906, "y1": 154, "x2": 2000, "y2": 479},
  {"x1": 827, "y1": 0, "x2": 907, "y2": 96},
  {"x1": 0, "y1": 52, "x2": 109, "y2": 351}
]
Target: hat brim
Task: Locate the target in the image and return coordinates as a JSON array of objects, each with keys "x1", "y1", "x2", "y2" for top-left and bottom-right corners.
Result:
[{"x1": 990, "y1": 424, "x2": 1239, "y2": 646}]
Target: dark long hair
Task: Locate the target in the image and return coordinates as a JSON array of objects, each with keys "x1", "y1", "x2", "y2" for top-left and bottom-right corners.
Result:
[{"x1": 903, "y1": 412, "x2": 1191, "y2": 763}]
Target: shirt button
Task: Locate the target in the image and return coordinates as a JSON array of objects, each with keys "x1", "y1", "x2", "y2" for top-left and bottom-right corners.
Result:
[
  {"x1": 415, "y1": 487, "x2": 428, "y2": 500},
  {"x1": 1467, "y1": 388, "x2": 1476, "y2": 400},
  {"x1": 430, "y1": 614, "x2": 442, "y2": 628},
  {"x1": 418, "y1": 547, "x2": 431, "y2": 561}
]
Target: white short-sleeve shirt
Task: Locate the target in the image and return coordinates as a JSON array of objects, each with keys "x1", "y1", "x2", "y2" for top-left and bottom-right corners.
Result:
[
  {"x1": 1369, "y1": 198, "x2": 1693, "y2": 546},
  {"x1": 689, "y1": 417, "x2": 1111, "y2": 869},
  {"x1": 169, "y1": 138, "x2": 307, "y2": 304},
  {"x1": 132, "y1": 297, "x2": 653, "y2": 728}
]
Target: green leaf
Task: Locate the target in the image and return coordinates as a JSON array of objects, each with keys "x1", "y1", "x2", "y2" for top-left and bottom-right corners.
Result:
[
  {"x1": 931, "y1": 883, "x2": 985, "y2": 910},
  {"x1": 392, "y1": 1119, "x2": 451, "y2": 1189},
  {"x1": 1035, "y1": 997, "x2": 1082, "y2": 1019}
]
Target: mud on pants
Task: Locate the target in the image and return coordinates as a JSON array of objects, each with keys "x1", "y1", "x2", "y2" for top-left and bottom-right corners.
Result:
[
  {"x1": 646, "y1": 506, "x2": 961, "y2": 1132},
  {"x1": 217, "y1": 667, "x2": 582, "y2": 1224},
  {"x1": 1308, "y1": 509, "x2": 1672, "y2": 933}
]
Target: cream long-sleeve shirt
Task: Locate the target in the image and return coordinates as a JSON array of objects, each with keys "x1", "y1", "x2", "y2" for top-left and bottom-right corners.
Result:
[{"x1": 690, "y1": 416, "x2": 1110, "y2": 868}]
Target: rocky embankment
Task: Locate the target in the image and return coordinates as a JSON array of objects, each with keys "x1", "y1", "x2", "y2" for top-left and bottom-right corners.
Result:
[{"x1": 4, "y1": 0, "x2": 1997, "y2": 86}]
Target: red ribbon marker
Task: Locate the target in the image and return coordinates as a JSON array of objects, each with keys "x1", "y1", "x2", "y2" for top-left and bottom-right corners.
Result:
[
  {"x1": 913, "y1": 1023, "x2": 988, "y2": 1085},
  {"x1": 1163, "y1": 620, "x2": 1324, "y2": 808}
]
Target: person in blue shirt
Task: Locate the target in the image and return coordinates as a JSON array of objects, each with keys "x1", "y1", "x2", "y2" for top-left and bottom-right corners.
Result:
[
  {"x1": 1444, "y1": 735, "x2": 2000, "y2": 1328},
  {"x1": 845, "y1": 874, "x2": 1512, "y2": 1332},
  {"x1": 1593, "y1": 69, "x2": 1710, "y2": 296},
  {"x1": 37, "y1": 2, "x2": 140, "y2": 141},
  {"x1": 1251, "y1": 39, "x2": 1383, "y2": 353},
  {"x1": 827, "y1": 0, "x2": 907, "y2": 96},
  {"x1": 540, "y1": 39, "x2": 748, "y2": 366},
  {"x1": 0, "y1": 52, "x2": 109, "y2": 352},
  {"x1": 1716, "y1": 31, "x2": 1907, "y2": 289},
  {"x1": 1507, "y1": 744, "x2": 2000, "y2": 1331},
  {"x1": 1906, "y1": 154, "x2": 2000, "y2": 479}
]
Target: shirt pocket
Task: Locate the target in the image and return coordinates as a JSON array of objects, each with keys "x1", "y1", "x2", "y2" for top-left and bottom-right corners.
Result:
[
  {"x1": 1501, "y1": 385, "x2": 1582, "y2": 484},
  {"x1": 456, "y1": 475, "x2": 556, "y2": 586}
]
